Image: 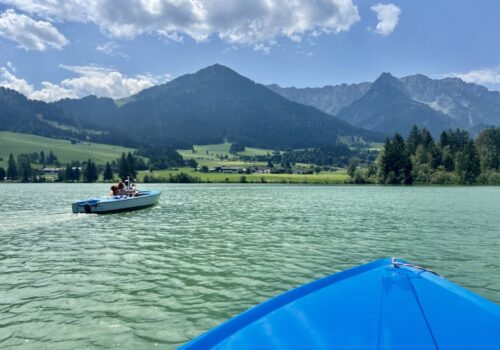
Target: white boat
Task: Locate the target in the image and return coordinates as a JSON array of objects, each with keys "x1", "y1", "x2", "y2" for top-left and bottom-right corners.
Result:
[{"x1": 72, "y1": 190, "x2": 161, "y2": 214}]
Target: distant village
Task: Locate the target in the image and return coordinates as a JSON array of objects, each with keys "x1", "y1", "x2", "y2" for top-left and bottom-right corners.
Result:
[{"x1": 198, "y1": 166, "x2": 312, "y2": 175}]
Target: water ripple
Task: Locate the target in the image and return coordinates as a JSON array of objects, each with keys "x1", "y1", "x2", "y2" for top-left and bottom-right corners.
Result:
[{"x1": 0, "y1": 184, "x2": 499, "y2": 349}]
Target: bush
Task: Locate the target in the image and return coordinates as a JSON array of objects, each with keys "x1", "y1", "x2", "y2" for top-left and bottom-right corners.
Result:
[
  {"x1": 430, "y1": 168, "x2": 459, "y2": 184},
  {"x1": 477, "y1": 171, "x2": 500, "y2": 185},
  {"x1": 168, "y1": 172, "x2": 201, "y2": 183}
]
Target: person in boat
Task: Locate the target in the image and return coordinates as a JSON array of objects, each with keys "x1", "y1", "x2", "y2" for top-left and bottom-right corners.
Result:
[
  {"x1": 117, "y1": 179, "x2": 137, "y2": 196},
  {"x1": 110, "y1": 185, "x2": 119, "y2": 196},
  {"x1": 109, "y1": 181, "x2": 126, "y2": 196}
]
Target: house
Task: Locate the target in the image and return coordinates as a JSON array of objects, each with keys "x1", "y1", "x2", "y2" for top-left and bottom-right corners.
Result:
[
  {"x1": 42, "y1": 167, "x2": 62, "y2": 175},
  {"x1": 253, "y1": 167, "x2": 271, "y2": 174},
  {"x1": 220, "y1": 166, "x2": 243, "y2": 174}
]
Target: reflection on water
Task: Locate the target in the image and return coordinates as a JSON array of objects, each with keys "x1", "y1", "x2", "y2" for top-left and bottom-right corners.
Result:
[{"x1": 0, "y1": 184, "x2": 499, "y2": 349}]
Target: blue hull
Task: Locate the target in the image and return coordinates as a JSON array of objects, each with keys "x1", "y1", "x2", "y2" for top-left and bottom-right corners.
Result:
[
  {"x1": 72, "y1": 190, "x2": 161, "y2": 214},
  {"x1": 180, "y1": 258, "x2": 500, "y2": 350}
]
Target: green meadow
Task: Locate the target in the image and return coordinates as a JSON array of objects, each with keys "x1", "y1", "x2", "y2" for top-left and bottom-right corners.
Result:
[
  {"x1": 139, "y1": 167, "x2": 349, "y2": 184},
  {"x1": 0, "y1": 133, "x2": 349, "y2": 183},
  {"x1": 177, "y1": 142, "x2": 272, "y2": 167},
  {"x1": 0, "y1": 131, "x2": 134, "y2": 168}
]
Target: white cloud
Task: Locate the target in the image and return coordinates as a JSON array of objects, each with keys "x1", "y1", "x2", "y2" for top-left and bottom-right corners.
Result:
[
  {"x1": 6, "y1": 61, "x2": 16, "y2": 71},
  {"x1": 0, "y1": 64, "x2": 171, "y2": 101},
  {"x1": 96, "y1": 41, "x2": 127, "y2": 57},
  {"x1": 448, "y1": 66, "x2": 500, "y2": 85},
  {"x1": 156, "y1": 30, "x2": 184, "y2": 43},
  {"x1": 1, "y1": 0, "x2": 360, "y2": 48},
  {"x1": 0, "y1": 9, "x2": 68, "y2": 50},
  {"x1": 370, "y1": 3, "x2": 401, "y2": 36}
]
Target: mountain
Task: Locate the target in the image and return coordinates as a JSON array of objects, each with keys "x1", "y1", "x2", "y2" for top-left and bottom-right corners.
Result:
[
  {"x1": 269, "y1": 73, "x2": 500, "y2": 136},
  {"x1": 337, "y1": 73, "x2": 452, "y2": 136},
  {"x1": 0, "y1": 65, "x2": 382, "y2": 150},
  {"x1": 84, "y1": 64, "x2": 381, "y2": 149},
  {"x1": 267, "y1": 82, "x2": 370, "y2": 115},
  {"x1": 53, "y1": 95, "x2": 118, "y2": 129},
  {"x1": 0, "y1": 87, "x2": 84, "y2": 139},
  {"x1": 400, "y1": 74, "x2": 500, "y2": 130}
]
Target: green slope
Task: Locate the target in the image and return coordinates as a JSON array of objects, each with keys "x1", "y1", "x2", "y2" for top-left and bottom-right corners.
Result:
[
  {"x1": 177, "y1": 142, "x2": 273, "y2": 167},
  {"x1": 0, "y1": 131, "x2": 135, "y2": 167}
]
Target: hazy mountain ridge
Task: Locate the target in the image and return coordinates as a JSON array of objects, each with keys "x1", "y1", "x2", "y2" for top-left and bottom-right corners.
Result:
[
  {"x1": 270, "y1": 73, "x2": 500, "y2": 135},
  {"x1": 337, "y1": 73, "x2": 453, "y2": 136},
  {"x1": 400, "y1": 74, "x2": 500, "y2": 128},
  {"x1": 267, "y1": 82, "x2": 371, "y2": 115}
]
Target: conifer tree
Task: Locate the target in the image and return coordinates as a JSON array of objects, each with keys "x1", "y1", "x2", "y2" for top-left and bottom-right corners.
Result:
[
  {"x1": 7, "y1": 153, "x2": 18, "y2": 180},
  {"x1": 103, "y1": 162, "x2": 113, "y2": 181}
]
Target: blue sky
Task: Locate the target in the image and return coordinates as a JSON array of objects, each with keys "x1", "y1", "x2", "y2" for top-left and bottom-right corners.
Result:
[{"x1": 0, "y1": 0, "x2": 499, "y2": 101}]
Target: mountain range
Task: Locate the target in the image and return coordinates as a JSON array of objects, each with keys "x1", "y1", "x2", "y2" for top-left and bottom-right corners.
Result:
[
  {"x1": 1, "y1": 64, "x2": 379, "y2": 150},
  {"x1": 269, "y1": 73, "x2": 500, "y2": 136},
  {"x1": 1, "y1": 64, "x2": 499, "y2": 152}
]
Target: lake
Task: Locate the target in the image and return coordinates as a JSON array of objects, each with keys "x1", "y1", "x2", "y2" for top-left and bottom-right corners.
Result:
[{"x1": 0, "y1": 184, "x2": 499, "y2": 349}]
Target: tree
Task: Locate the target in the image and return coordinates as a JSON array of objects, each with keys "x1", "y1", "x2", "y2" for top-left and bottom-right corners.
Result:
[
  {"x1": 414, "y1": 144, "x2": 428, "y2": 165},
  {"x1": 347, "y1": 158, "x2": 358, "y2": 178},
  {"x1": 439, "y1": 131, "x2": 450, "y2": 149},
  {"x1": 0, "y1": 167, "x2": 5, "y2": 181},
  {"x1": 64, "y1": 164, "x2": 73, "y2": 181},
  {"x1": 83, "y1": 159, "x2": 98, "y2": 183},
  {"x1": 73, "y1": 167, "x2": 81, "y2": 181},
  {"x1": 17, "y1": 154, "x2": 32, "y2": 182},
  {"x1": 185, "y1": 159, "x2": 198, "y2": 168},
  {"x1": 103, "y1": 162, "x2": 113, "y2": 181},
  {"x1": 118, "y1": 152, "x2": 130, "y2": 180},
  {"x1": 127, "y1": 152, "x2": 137, "y2": 178},
  {"x1": 47, "y1": 151, "x2": 56, "y2": 165},
  {"x1": 230, "y1": 143, "x2": 245, "y2": 154},
  {"x1": 39, "y1": 150, "x2": 46, "y2": 165},
  {"x1": 378, "y1": 134, "x2": 412, "y2": 184},
  {"x1": 407, "y1": 125, "x2": 422, "y2": 155},
  {"x1": 476, "y1": 127, "x2": 500, "y2": 171},
  {"x1": 455, "y1": 140, "x2": 480, "y2": 184},
  {"x1": 441, "y1": 146, "x2": 454, "y2": 171},
  {"x1": 7, "y1": 153, "x2": 18, "y2": 180}
]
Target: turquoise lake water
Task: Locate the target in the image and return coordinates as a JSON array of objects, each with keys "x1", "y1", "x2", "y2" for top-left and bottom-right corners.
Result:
[{"x1": 0, "y1": 184, "x2": 499, "y2": 349}]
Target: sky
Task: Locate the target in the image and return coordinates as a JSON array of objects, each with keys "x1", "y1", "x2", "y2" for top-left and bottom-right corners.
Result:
[{"x1": 0, "y1": 0, "x2": 499, "y2": 102}]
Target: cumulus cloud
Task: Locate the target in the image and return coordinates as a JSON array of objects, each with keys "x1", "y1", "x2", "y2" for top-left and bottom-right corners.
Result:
[
  {"x1": 448, "y1": 66, "x2": 500, "y2": 85},
  {"x1": 0, "y1": 9, "x2": 68, "y2": 50},
  {"x1": 370, "y1": 3, "x2": 401, "y2": 36},
  {"x1": 0, "y1": 64, "x2": 170, "y2": 101},
  {"x1": 1, "y1": 0, "x2": 360, "y2": 47}
]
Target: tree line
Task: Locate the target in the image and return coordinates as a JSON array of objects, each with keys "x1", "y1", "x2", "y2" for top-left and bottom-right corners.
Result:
[
  {"x1": 239, "y1": 143, "x2": 377, "y2": 169},
  {"x1": 349, "y1": 126, "x2": 500, "y2": 184}
]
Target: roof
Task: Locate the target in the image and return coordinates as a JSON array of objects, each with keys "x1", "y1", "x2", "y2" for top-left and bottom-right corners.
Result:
[{"x1": 181, "y1": 258, "x2": 500, "y2": 349}]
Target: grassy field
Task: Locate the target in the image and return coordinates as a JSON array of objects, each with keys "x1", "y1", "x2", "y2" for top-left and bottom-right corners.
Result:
[
  {"x1": 0, "y1": 132, "x2": 135, "y2": 168},
  {"x1": 139, "y1": 167, "x2": 349, "y2": 184},
  {"x1": 177, "y1": 142, "x2": 273, "y2": 167}
]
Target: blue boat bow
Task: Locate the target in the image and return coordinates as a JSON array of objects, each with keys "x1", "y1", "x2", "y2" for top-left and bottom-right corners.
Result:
[{"x1": 180, "y1": 258, "x2": 500, "y2": 350}]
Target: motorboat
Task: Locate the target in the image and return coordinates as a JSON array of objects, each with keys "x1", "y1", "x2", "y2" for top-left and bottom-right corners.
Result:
[{"x1": 72, "y1": 189, "x2": 161, "y2": 214}]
